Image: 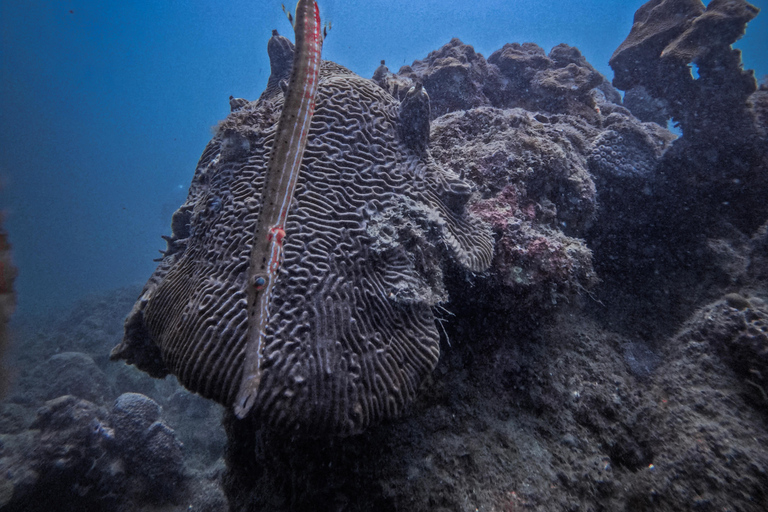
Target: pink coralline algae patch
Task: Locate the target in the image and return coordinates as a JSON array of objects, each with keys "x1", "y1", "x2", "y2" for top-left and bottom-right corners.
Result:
[
  {"x1": 470, "y1": 185, "x2": 523, "y2": 231},
  {"x1": 496, "y1": 223, "x2": 592, "y2": 291},
  {"x1": 469, "y1": 183, "x2": 596, "y2": 310},
  {"x1": 431, "y1": 105, "x2": 602, "y2": 312}
]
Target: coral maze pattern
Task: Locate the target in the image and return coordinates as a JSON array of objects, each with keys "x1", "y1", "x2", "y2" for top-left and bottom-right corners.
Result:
[{"x1": 112, "y1": 61, "x2": 493, "y2": 436}]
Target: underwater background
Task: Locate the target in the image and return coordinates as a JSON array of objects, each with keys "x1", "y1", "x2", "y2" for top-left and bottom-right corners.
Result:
[
  {"x1": 1, "y1": 0, "x2": 765, "y2": 316},
  {"x1": 1, "y1": 0, "x2": 768, "y2": 511}
]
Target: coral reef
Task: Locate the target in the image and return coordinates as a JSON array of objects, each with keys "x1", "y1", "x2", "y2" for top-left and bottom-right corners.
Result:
[
  {"x1": 624, "y1": 296, "x2": 768, "y2": 510},
  {"x1": 429, "y1": 106, "x2": 601, "y2": 313},
  {"x1": 0, "y1": 288, "x2": 227, "y2": 512},
  {"x1": 382, "y1": 37, "x2": 621, "y2": 125},
  {"x1": 222, "y1": 300, "x2": 768, "y2": 511},
  {"x1": 607, "y1": 0, "x2": 767, "y2": 233},
  {"x1": 585, "y1": 0, "x2": 768, "y2": 335},
  {"x1": 621, "y1": 86, "x2": 669, "y2": 125},
  {"x1": 3, "y1": 0, "x2": 768, "y2": 510},
  {"x1": 610, "y1": 0, "x2": 759, "y2": 139},
  {"x1": 0, "y1": 393, "x2": 187, "y2": 510},
  {"x1": 110, "y1": 393, "x2": 185, "y2": 498},
  {"x1": 218, "y1": 8, "x2": 766, "y2": 507},
  {"x1": 215, "y1": 5, "x2": 768, "y2": 508}
]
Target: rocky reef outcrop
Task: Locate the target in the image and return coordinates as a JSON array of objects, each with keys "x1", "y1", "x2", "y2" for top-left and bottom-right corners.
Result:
[
  {"x1": 375, "y1": 37, "x2": 621, "y2": 126},
  {"x1": 610, "y1": 0, "x2": 759, "y2": 139},
  {"x1": 0, "y1": 289, "x2": 227, "y2": 512},
  {"x1": 3, "y1": 0, "x2": 767, "y2": 510},
  {"x1": 580, "y1": 0, "x2": 768, "y2": 338},
  {"x1": 431, "y1": 106, "x2": 601, "y2": 314},
  {"x1": 0, "y1": 393, "x2": 185, "y2": 511}
]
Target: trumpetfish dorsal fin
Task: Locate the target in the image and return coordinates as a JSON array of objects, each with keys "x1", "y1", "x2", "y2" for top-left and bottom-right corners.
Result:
[{"x1": 281, "y1": 3, "x2": 294, "y2": 28}]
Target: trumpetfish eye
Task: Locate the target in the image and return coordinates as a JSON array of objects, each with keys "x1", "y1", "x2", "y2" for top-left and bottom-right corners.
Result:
[{"x1": 253, "y1": 276, "x2": 267, "y2": 290}]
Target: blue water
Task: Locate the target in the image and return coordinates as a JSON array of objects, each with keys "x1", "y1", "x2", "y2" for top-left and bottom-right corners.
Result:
[{"x1": 1, "y1": 0, "x2": 766, "y2": 316}]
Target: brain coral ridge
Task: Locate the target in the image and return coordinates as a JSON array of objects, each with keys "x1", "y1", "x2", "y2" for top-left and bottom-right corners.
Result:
[{"x1": 112, "y1": 33, "x2": 493, "y2": 437}]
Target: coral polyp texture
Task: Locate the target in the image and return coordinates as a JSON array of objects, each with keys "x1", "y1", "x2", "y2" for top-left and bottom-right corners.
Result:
[{"x1": 111, "y1": 32, "x2": 493, "y2": 437}]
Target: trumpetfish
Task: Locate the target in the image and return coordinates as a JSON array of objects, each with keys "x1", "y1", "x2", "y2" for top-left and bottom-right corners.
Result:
[{"x1": 235, "y1": 0, "x2": 324, "y2": 418}]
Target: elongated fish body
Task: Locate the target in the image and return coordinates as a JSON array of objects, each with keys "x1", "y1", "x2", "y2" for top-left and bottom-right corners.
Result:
[{"x1": 235, "y1": 0, "x2": 324, "y2": 418}]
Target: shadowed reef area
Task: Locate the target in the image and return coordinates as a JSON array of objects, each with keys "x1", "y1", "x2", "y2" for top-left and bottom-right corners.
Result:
[{"x1": 2, "y1": 0, "x2": 768, "y2": 510}]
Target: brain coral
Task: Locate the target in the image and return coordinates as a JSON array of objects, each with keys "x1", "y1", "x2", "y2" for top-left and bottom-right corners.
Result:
[
  {"x1": 587, "y1": 115, "x2": 676, "y2": 183},
  {"x1": 112, "y1": 33, "x2": 493, "y2": 436}
]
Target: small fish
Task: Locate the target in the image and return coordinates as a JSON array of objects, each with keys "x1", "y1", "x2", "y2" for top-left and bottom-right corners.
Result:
[{"x1": 234, "y1": 0, "x2": 324, "y2": 418}]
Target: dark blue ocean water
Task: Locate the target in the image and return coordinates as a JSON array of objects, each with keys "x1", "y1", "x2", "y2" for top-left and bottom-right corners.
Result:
[{"x1": 1, "y1": 0, "x2": 766, "y2": 316}]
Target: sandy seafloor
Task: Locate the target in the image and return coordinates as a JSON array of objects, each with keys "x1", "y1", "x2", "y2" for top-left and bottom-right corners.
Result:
[{"x1": 2, "y1": 0, "x2": 768, "y2": 511}]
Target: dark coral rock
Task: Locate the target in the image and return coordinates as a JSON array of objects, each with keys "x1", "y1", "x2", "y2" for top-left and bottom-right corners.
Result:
[
  {"x1": 661, "y1": 0, "x2": 759, "y2": 63},
  {"x1": 610, "y1": 0, "x2": 705, "y2": 92},
  {"x1": 488, "y1": 42, "x2": 551, "y2": 87},
  {"x1": 749, "y1": 219, "x2": 768, "y2": 285},
  {"x1": 370, "y1": 60, "x2": 417, "y2": 103},
  {"x1": 0, "y1": 393, "x2": 189, "y2": 511},
  {"x1": 222, "y1": 312, "x2": 667, "y2": 512},
  {"x1": 591, "y1": 0, "x2": 768, "y2": 335},
  {"x1": 683, "y1": 296, "x2": 768, "y2": 402},
  {"x1": 430, "y1": 107, "x2": 599, "y2": 314},
  {"x1": 486, "y1": 42, "x2": 620, "y2": 123},
  {"x1": 389, "y1": 38, "x2": 619, "y2": 125},
  {"x1": 260, "y1": 29, "x2": 295, "y2": 101},
  {"x1": 398, "y1": 82, "x2": 431, "y2": 153},
  {"x1": 633, "y1": 304, "x2": 768, "y2": 511},
  {"x1": 532, "y1": 62, "x2": 602, "y2": 99},
  {"x1": 397, "y1": 38, "x2": 502, "y2": 118},
  {"x1": 750, "y1": 86, "x2": 768, "y2": 139},
  {"x1": 229, "y1": 96, "x2": 249, "y2": 113},
  {"x1": 530, "y1": 61, "x2": 603, "y2": 122},
  {"x1": 610, "y1": 0, "x2": 759, "y2": 140},
  {"x1": 3, "y1": 396, "x2": 122, "y2": 511},
  {"x1": 431, "y1": 107, "x2": 597, "y2": 233},
  {"x1": 548, "y1": 42, "x2": 623, "y2": 110},
  {"x1": 622, "y1": 86, "x2": 669, "y2": 125},
  {"x1": 142, "y1": 421, "x2": 185, "y2": 484}
]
